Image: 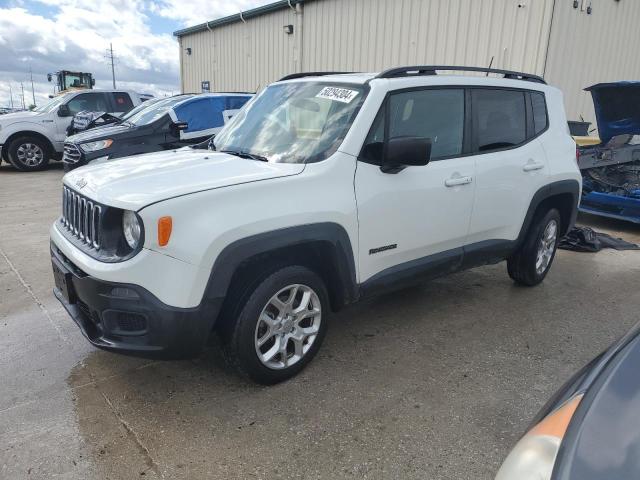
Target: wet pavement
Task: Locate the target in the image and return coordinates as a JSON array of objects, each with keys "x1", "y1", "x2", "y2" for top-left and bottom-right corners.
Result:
[{"x1": 1, "y1": 163, "x2": 640, "y2": 479}]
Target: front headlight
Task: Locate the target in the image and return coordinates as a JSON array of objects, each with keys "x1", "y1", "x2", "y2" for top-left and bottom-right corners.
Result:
[
  {"x1": 122, "y1": 210, "x2": 142, "y2": 249},
  {"x1": 80, "y1": 139, "x2": 113, "y2": 152},
  {"x1": 495, "y1": 394, "x2": 583, "y2": 480}
]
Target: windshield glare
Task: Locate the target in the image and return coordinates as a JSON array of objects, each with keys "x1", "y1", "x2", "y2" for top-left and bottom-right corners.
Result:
[
  {"x1": 126, "y1": 96, "x2": 191, "y2": 126},
  {"x1": 34, "y1": 94, "x2": 71, "y2": 113},
  {"x1": 213, "y1": 82, "x2": 366, "y2": 163}
]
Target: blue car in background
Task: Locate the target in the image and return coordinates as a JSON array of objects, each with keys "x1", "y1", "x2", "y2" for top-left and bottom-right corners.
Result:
[
  {"x1": 578, "y1": 82, "x2": 640, "y2": 223},
  {"x1": 63, "y1": 92, "x2": 253, "y2": 171}
]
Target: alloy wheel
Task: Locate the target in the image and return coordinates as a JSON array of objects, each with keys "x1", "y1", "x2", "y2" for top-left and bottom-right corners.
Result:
[
  {"x1": 536, "y1": 219, "x2": 558, "y2": 275},
  {"x1": 16, "y1": 143, "x2": 45, "y2": 167},
  {"x1": 254, "y1": 284, "x2": 322, "y2": 370}
]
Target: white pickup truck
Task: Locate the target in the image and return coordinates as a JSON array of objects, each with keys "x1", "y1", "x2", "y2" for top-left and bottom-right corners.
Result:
[{"x1": 0, "y1": 90, "x2": 147, "y2": 171}]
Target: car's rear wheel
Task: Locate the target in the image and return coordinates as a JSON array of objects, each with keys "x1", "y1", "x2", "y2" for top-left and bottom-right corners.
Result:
[
  {"x1": 7, "y1": 136, "x2": 51, "y2": 171},
  {"x1": 508, "y1": 208, "x2": 561, "y2": 286},
  {"x1": 221, "y1": 265, "x2": 329, "y2": 384}
]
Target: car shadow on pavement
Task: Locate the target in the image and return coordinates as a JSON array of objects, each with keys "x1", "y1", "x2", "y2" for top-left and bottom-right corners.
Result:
[{"x1": 0, "y1": 161, "x2": 64, "y2": 173}]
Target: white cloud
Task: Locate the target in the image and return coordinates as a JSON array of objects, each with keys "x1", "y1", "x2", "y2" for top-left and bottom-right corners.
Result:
[
  {"x1": 0, "y1": 0, "x2": 176, "y2": 107},
  {"x1": 0, "y1": 0, "x2": 271, "y2": 108},
  {"x1": 150, "y1": 0, "x2": 267, "y2": 28}
]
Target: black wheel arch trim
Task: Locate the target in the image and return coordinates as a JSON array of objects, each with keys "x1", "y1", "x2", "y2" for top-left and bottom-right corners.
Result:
[
  {"x1": 5, "y1": 130, "x2": 56, "y2": 156},
  {"x1": 515, "y1": 179, "x2": 580, "y2": 248},
  {"x1": 201, "y1": 223, "x2": 359, "y2": 309}
]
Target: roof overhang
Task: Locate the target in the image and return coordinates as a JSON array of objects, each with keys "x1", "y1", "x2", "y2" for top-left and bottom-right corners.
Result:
[{"x1": 174, "y1": 0, "x2": 305, "y2": 37}]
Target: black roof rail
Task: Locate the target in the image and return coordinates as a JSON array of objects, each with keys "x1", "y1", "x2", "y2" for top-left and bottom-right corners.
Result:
[
  {"x1": 279, "y1": 71, "x2": 357, "y2": 81},
  {"x1": 376, "y1": 65, "x2": 546, "y2": 84}
]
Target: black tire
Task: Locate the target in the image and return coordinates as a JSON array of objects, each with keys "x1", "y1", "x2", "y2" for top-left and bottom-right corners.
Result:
[
  {"x1": 6, "y1": 136, "x2": 51, "y2": 171},
  {"x1": 220, "y1": 265, "x2": 330, "y2": 385},
  {"x1": 508, "y1": 208, "x2": 562, "y2": 286}
]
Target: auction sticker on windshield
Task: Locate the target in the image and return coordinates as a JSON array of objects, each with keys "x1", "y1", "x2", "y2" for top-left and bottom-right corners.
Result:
[{"x1": 316, "y1": 87, "x2": 359, "y2": 103}]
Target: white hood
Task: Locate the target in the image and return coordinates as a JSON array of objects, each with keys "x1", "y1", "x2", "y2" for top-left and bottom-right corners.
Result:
[
  {"x1": 0, "y1": 110, "x2": 46, "y2": 125},
  {"x1": 62, "y1": 149, "x2": 305, "y2": 211}
]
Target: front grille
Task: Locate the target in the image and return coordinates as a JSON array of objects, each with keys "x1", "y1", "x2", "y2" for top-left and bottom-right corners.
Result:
[
  {"x1": 63, "y1": 143, "x2": 82, "y2": 164},
  {"x1": 61, "y1": 186, "x2": 102, "y2": 249}
]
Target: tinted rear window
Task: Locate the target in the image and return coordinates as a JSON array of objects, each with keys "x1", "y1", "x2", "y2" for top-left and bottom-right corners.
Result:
[{"x1": 472, "y1": 89, "x2": 526, "y2": 152}]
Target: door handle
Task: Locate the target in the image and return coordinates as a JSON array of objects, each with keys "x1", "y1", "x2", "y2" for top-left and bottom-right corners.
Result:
[
  {"x1": 523, "y1": 161, "x2": 545, "y2": 172},
  {"x1": 444, "y1": 176, "x2": 473, "y2": 187}
]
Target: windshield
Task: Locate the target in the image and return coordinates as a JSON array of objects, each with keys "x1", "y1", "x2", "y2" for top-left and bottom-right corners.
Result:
[
  {"x1": 120, "y1": 97, "x2": 164, "y2": 122},
  {"x1": 34, "y1": 93, "x2": 71, "y2": 113},
  {"x1": 126, "y1": 96, "x2": 192, "y2": 126},
  {"x1": 213, "y1": 82, "x2": 366, "y2": 163}
]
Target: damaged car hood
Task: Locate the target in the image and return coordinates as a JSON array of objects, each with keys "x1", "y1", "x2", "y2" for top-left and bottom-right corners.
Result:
[
  {"x1": 586, "y1": 82, "x2": 640, "y2": 144},
  {"x1": 62, "y1": 149, "x2": 305, "y2": 211}
]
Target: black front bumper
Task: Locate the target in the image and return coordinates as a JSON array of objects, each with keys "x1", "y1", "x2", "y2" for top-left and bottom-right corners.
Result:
[{"x1": 51, "y1": 245, "x2": 222, "y2": 359}]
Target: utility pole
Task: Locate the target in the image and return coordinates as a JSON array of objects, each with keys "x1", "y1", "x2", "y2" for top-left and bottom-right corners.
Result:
[
  {"x1": 20, "y1": 82, "x2": 25, "y2": 109},
  {"x1": 29, "y1": 66, "x2": 36, "y2": 106},
  {"x1": 106, "y1": 43, "x2": 117, "y2": 88},
  {"x1": 9, "y1": 84, "x2": 14, "y2": 109}
]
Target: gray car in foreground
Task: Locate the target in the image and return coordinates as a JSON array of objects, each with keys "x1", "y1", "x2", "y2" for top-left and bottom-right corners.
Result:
[{"x1": 496, "y1": 321, "x2": 640, "y2": 480}]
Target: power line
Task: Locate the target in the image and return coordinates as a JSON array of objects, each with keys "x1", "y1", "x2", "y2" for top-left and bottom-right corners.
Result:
[
  {"x1": 29, "y1": 67, "x2": 36, "y2": 106},
  {"x1": 105, "y1": 43, "x2": 117, "y2": 88}
]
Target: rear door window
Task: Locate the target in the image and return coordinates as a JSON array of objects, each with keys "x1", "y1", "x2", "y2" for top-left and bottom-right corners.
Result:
[
  {"x1": 472, "y1": 89, "x2": 526, "y2": 153},
  {"x1": 112, "y1": 92, "x2": 134, "y2": 112}
]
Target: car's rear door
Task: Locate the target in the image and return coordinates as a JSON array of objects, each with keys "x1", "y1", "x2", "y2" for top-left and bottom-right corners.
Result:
[
  {"x1": 354, "y1": 87, "x2": 476, "y2": 287},
  {"x1": 465, "y1": 88, "x2": 550, "y2": 248}
]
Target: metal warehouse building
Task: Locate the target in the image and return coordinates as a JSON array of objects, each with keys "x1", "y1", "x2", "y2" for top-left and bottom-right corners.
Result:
[{"x1": 174, "y1": 0, "x2": 640, "y2": 128}]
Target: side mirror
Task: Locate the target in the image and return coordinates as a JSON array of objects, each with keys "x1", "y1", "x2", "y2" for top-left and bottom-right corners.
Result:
[
  {"x1": 58, "y1": 104, "x2": 71, "y2": 117},
  {"x1": 381, "y1": 136, "x2": 432, "y2": 174},
  {"x1": 47, "y1": 73, "x2": 52, "y2": 83}
]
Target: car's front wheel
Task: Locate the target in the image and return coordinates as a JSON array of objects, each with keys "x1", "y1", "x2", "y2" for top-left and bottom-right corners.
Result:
[
  {"x1": 7, "y1": 136, "x2": 51, "y2": 171},
  {"x1": 221, "y1": 266, "x2": 329, "y2": 384},
  {"x1": 508, "y1": 208, "x2": 561, "y2": 286}
]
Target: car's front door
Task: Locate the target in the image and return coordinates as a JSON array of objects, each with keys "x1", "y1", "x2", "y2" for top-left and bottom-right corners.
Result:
[
  {"x1": 54, "y1": 92, "x2": 110, "y2": 145},
  {"x1": 354, "y1": 88, "x2": 476, "y2": 286}
]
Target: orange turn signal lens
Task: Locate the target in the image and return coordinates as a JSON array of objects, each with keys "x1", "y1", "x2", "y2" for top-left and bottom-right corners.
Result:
[
  {"x1": 157, "y1": 216, "x2": 172, "y2": 247},
  {"x1": 530, "y1": 394, "x2": 583, "y2": 439}
]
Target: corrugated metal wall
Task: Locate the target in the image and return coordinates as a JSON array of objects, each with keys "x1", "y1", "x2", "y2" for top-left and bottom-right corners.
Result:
[
  {"x1": 545, "y1": 0, "x2": 640, "y2": 129},
  {"x1": 178, "y1": 0, "x2": 640, "y2": 130},
  {"x1": 179, "y1": 0, "x2": 555, "y2": 94},
  {"x1": 179, "y1": 6, "x2": 299, "y2": 93},
  {"x1": 302, "y1": 0, "x2": 554, "y2": 76}
]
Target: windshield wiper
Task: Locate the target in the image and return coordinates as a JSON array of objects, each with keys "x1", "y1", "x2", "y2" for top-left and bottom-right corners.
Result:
[{"x1": 221, "y1": 150, "x2": 268, "y2": 162}]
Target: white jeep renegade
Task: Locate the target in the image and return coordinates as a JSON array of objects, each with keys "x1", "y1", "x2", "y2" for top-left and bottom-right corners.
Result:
[{"x1": 50, "y1": 66, "x2": 581, "y2": 384}]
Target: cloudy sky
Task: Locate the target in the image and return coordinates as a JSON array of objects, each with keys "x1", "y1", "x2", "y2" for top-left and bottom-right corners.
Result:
[{"x1": 0, "y1": 0, "x2": 269, "y2": 108}]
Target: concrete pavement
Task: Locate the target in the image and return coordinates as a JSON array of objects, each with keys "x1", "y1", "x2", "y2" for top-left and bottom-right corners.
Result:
[{"x1": 1, "y1": 163, "x2": 639, "y2": 479}]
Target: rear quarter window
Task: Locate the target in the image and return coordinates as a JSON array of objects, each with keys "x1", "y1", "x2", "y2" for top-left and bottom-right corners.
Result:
[{"x1": 531, "y1": 92, "x2": 548, "y2": 135}]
